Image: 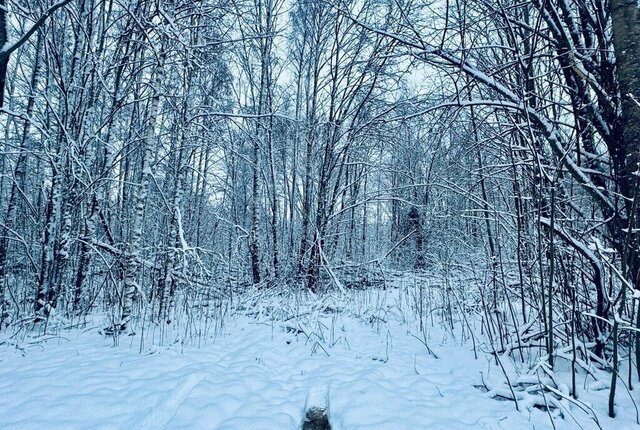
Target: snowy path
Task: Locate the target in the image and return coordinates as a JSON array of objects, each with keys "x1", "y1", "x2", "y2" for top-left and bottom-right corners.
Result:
[{"x1": 0, "y1": 290, "x2": 601, "y2": 429}]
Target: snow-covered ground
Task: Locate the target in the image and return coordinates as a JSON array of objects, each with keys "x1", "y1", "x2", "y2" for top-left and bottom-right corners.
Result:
[{"x1": 0, "y1": 281, "x2": 634, "y2": 429}]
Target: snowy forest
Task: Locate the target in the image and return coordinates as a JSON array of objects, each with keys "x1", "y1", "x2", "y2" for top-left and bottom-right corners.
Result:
[{"x1": 0, "y1": 0, "x2": 639, "y2": 428}]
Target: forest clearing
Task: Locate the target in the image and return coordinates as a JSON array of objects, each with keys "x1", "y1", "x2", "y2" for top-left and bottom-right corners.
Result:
[
  {"x1": 3, "y1": 274, "x2": 637, "y2": 429},
  {"x1": 0, "y1": 0, "x2": 639, "y2": 428}
]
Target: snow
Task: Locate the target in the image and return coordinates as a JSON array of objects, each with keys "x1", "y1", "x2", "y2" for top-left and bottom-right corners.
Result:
[
  {"x1": 0, "y1": 40, "x2": 11, "y2": 55},
  {"x1": 0, "y1": 282, "x2": 633, "y2": 429}
]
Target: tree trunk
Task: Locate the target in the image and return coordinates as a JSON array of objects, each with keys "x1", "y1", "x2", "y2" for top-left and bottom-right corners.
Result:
[
  {"x1": 607, "y1": 0, "x2": 640, "y2": 416},
  {"x1": 120, "y1": 48, "x2": 166, "y2": 331},
  {"x1": 611, "y1": 0, "x2": 640, "y2": 290}
]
